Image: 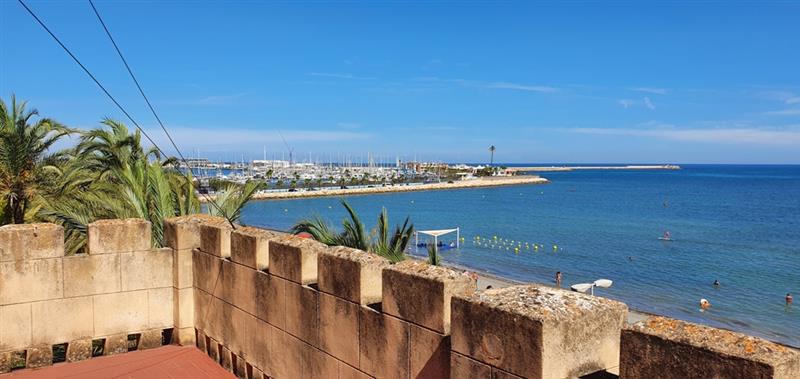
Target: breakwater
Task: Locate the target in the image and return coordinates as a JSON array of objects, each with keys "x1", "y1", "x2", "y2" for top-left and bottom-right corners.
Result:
[{"x1": 201, "y1": 176, "x2": 548, "y2": 202}]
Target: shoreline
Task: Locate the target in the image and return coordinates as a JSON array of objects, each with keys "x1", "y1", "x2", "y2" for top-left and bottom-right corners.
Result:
[{"x1": 201, "y1": 176, "x2": 548, "y2": 202}]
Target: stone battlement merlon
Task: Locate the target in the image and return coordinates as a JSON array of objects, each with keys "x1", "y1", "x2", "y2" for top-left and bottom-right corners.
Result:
[{"x1": 2, "y1": 217, "x2": 799, "y2": 378}]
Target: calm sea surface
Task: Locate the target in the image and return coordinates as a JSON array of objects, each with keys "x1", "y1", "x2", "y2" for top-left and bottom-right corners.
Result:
[{"x1": 240, "y1": 165, "x2": 800, "y2": 347}]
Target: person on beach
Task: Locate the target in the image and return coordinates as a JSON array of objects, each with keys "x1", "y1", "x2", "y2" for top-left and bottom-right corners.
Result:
[
  {"x1": 787, "y1": 293, "x2": 793, "y2": 306},
  {"x1": 555, "y1": 271, "x2": 562, "y2": 288}
]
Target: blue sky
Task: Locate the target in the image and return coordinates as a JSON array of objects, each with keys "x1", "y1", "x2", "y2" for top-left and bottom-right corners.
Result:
[{"x1": 2, "y1": 1, "x2": 799, "y2": 164}]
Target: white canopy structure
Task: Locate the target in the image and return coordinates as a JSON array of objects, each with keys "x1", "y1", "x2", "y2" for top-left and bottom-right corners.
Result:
[{"x1": 414, "y1": 228, "x2": 460, "y2": 250}]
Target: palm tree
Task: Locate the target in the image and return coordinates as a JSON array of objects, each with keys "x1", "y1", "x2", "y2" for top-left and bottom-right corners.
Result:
[
  {"x1": 0, "y1": 96, "x2": 73, "y2": 224},
  {"x1": 291, "y1": 200, "x2": 413, "y2": 263},
  {"x1": 488, "y1": 145, "x2": 496, "y2": 166},
  {"x1": 426, "y1": 243, "x2": 441, "y2": 266},
  {"x1": 205, "y1": 180, "x2": 259, "y2": 224},
  {"x1": 38, "y1": 119, "x2": 253, "y2": 253}
]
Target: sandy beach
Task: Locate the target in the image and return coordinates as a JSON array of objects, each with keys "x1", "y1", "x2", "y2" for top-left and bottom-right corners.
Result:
[{"x1": 202, "y1": 176, "x2": 548, "y2": 202}]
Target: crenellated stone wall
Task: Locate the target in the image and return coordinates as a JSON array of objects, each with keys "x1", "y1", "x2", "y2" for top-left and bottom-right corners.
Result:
[
  {"x1": 0, "y1": 219, "x2": 176, "y2": 372},
  {"x1": 2, "y1": 216, "x2": 799, "y2": 378}
]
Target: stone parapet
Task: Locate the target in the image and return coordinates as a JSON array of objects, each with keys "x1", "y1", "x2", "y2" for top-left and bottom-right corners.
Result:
[
  {"x1": 88, "y1": 218, "x2": 151, "y2": 254},
  {"x1": 318, "y1": 246, "x2": 389, "y2": 305},
  {"x1": 268, "y1": 236, "x2": 326, "y2": 284},
  {"x1": 621, "y1": 316, "x2": 800, "y2": 379},
  {"x1": 0, "y1": 223, "x2": 63, "y2": 262},
  {"x1": 0, "y1": 220, "x2": 175, "y2": 372},
  {"x1": 382, "y1": 260, "x2": 476, "y2": 334},
  {"x1": 3, "y1": 218, "x2": 799, "y2": 378},
  {"x1": 451, "y1": 285, "x2": 628, "y2": 379}
]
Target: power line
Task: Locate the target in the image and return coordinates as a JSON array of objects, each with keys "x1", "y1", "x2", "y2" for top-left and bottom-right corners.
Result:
[
  {"x1": 17, "y1": 0, "x2": 233, "y2": 227},
  {"x1": 85, "y1": 0, "x2": 232, "y2": 227}
]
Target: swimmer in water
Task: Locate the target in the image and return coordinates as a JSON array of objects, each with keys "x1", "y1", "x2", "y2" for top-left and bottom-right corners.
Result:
[
  {"x1": 700, "y1": 298, "x2": 711, "y2": 310},
  {"x1": 713, "y1": 279, "x2": 720, "y2": 287},
  {"x1": 787, "y1": 293, "x2": 793, "y2": 306}
]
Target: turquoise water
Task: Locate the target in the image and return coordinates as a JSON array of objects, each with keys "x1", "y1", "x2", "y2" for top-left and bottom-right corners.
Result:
[{"x1": 240, "y1": 165, "x2": 800, "y2": 347}]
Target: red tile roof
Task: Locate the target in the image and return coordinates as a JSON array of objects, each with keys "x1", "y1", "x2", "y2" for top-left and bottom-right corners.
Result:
[{"x1": 4, "y1": 346, "x2": 235, "y2": 378}]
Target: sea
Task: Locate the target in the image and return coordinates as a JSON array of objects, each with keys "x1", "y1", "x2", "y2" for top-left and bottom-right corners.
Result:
[{"x1": 239, "y1": 164, "x2": 800, "y2": 347}]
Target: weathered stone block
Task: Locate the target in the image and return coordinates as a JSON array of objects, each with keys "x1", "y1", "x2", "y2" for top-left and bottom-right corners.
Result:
[
  {"x1": 339, "y1": 361, "x2": 372, "y2": 379},
  {"x1": 62, "y1": 253, "x2": 121, "y2": 297},
  {"x1": 255, "y1": 271, "x2": 286, "y2": 328},
  {"x1": 120, "y1": 248, "x2": 173, "y2": 291},
  {"x1": 66, "y1": 338, "x2": 92, "y2": 362},
  {"x1": 139, "y1": 329, "x2": 163, "y2": 350},
  {"x1": 25, "y1": 344, "x2": 53, "y2": 369},
  {"x1": 268, "y1": 236, "x2": 326, "y2": 284},
  {"x1": 31, "y1": 297, "x2": 93, "y2": 345},
  {"x1": 411, "y1": 323, "x2": 451, "y2": 379},
  {"x1": 318, "y1": 246, "x2": 389, "y2": 305},
  {"x1": 104, "y1": 333, "x2": 129, "y2": 355},
  {"x1": 285, "y1": 282, "x2": 320, "y2": 347},
  {"x1": 621, "y1": 316, "x2": 800, "y2": 379},
  {"x1": 0, "y1": 258, "x2": 63, "y2": 304},
  {"x1": 232, "y1": 226, "x2": 282, "y2": 270},
  {"x1": 164, "y1": 215, "x2": 212, "y2": 251},
  {"x1": 193, "y1": 249, "x2": 222, "y2": 296},
  {"x1": 227, "y1": 305, "x2": 252, "y2": 358},
  {"x1": 383, "y1": 261, "x2": 475, "y2": 333},
  {"x1": 88, "y1": 218, "x2": 151, "y2": 254},
  {"x1": 174, "y1": 287, "x2": 194, "y2": 328},
  {"x1": 200, "y1": 221, "x2": 232, "y2": 258},
  {"x1": 173, "y1": 326, "x2": 196, "y2": 346},
  {"x1": 148, "y1": 288, "x2": 174, "y2": 329},
  {"x1": 451, "y1": 352, "x2": 491, "y2": 379},
  {"x1": 0, "y1": 223, "x2": 63, "y2": 262},
  {"x1": 451, "y1": 285, "x2": 628, "y2": 379},
  {"x1": 251, "y1": 319, "x2": 274, "y2": 376},
  {"x1": 358, "y1": 305, "x2": 410, "y2": 378},
  {"x1": 204, "y1": 296, "x2": 234, "y2": 346},
  {"x1": 0, "y1": 303, "x2": 32, "y2": 350},
  {"x1": 221, "y1": 260, "x2": 257, "y2": 316},
  {"x1": 173, "y1": 249, "x2": 194, "y2": 289},
  {"x1": 493, "y1": 368, "x2": 524, "y2": 379},
  {"x1": 270, "y1": 330, "x2": 306, "y2": 379},
  {"x1": 93, "y1": 290, "x2": 149, "y2": 336},
  {"x1": 306, "y1": 346, "x2": 339, "y2": 379},
  {"x1": 193, "y1": 288, "x2": 212, "y2": 332},
  {"x1": 319, "y1": 292, "x2": 359, "y2": 366}
]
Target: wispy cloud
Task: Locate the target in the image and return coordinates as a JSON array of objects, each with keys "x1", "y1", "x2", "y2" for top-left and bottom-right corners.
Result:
[
  {"x1": 168, "y1": 93, "x2": 247, "y2": 106},
  {"x1": 307, "y1": 72, "x2": 376, "y2": 80},
  {"x1": 643, "y1": 97, "x2": 655, "y2": 110},
  {"x1": 619, "y1": 97, "x2": 656, "y2": 110},
  {"x1": 764, "y1": 109, "x2": 800, "y2": 116},
  {"x1": 144, "y1": 127, "x2": 371, "y2": 150},
  {"x1": 757, "y1": 90, "x2": 800, "y2": 105},
  {"x1": 411, "y1": 77, "x2": 559, "y2": 94},
  {"x1": 487, "y1": 82, "x2": 558, "y2": 93},
  {"x1": 630, "y1": 87, "x2": 667, "y2": 95},
  {"x1": 558, "y1": 125, "x2": 800, "y2": 145}
]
